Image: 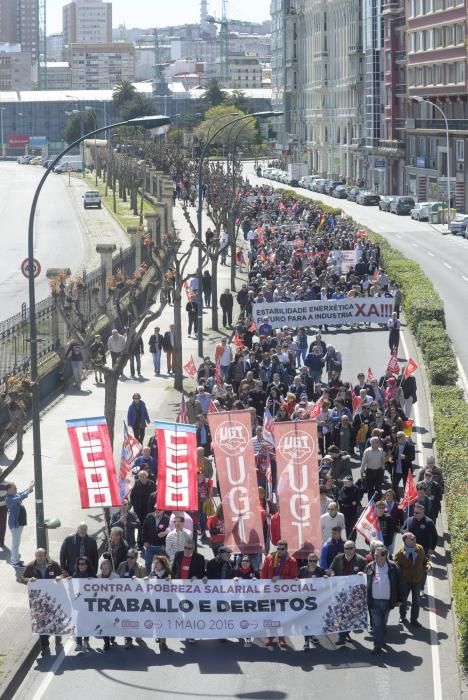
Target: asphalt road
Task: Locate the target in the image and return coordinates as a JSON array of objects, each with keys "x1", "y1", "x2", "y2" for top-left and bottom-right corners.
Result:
[
  {"x1": 12, "y1": 321, "x2": 460, "y2": 700},
  {"x1": 246, "y1": 165, "x2": 468, "y2": 394},
  {"x1": 0, "y1": 163, "x2": 128, "y2": 323}
]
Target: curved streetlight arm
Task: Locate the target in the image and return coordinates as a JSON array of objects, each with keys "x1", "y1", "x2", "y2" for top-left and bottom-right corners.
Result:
[{"x1": 27, "y1": 114, "x2": 170, "y2": 549}]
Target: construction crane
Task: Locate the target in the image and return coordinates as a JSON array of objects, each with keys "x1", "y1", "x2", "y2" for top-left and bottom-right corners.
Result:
[
  {"x1": 38, "y1": 0, "x2": 47, "y2": 89},
  {"x1": 207, "y1": 0, "x2": 230, "y2": 85},
  {"x1": 137, "y1": 28, "x2": 168, "y2": 95}
]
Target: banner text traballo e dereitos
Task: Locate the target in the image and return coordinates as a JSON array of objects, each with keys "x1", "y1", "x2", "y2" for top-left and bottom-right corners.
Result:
[{"x1": 253, "y1": 298, "x2": 394, "y2": 330}]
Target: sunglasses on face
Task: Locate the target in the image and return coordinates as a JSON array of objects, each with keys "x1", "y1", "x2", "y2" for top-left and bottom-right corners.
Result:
[
  {"x1": 127, "y1": 556, "x2": 136, "y2": 560},
  {"x1": 344, "y1": 546, "x2": 355, "y2": 551}
]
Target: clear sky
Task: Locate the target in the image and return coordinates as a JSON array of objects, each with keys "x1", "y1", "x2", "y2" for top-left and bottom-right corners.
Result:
[{"x1": 46, "y1": 0, "x2": 272, "y2": 34}]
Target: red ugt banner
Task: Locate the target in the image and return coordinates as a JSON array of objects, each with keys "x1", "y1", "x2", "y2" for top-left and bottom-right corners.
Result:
[
  {"x1": 66, "y1": 417, "x2": 121, "y2": 508},
  {"x1": 274, "y1": 421, "x2": 322, "y2": 557},
  {"x1": 208, "y1": 410, "x2": 264, "y2": 554},
  {"x1": 154, "y1": 421, "x2": 198, "y2": 511}
]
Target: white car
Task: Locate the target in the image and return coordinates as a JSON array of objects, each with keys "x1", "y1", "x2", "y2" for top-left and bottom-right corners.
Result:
[
  {"x1": 410, "y1": 202, "x2": 431, "y2": 221},
  {"x1": 83, "y1": 190, "x2": 102, "y2": 209}
]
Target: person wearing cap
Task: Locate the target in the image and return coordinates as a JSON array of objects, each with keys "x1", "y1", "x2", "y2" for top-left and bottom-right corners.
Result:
[
  {"x1": 418, "y1": 456, "x2": 444, "y2": 493},
  {"x1": 206, "y1": 546, "x2": 235, "y2": 579},
  {"x1": 142, "y1": 507, "x2": 171, "y2": 573},
  {"x1": 319, "y1": 525, "x2": 345, "y2": 569},
  {"x1": 338, "y1": 475, "x2": 362, "y2": 539}
]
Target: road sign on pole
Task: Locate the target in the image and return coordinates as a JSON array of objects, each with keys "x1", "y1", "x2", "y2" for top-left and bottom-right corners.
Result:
[{"x1": 21, "y1": 257, "x2": 41, "y2": 278}]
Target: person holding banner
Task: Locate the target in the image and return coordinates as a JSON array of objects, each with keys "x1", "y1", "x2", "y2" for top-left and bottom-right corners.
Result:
[
  {"x1": 70, "y1": 556, "x2": 93, "y2": 651},
  {"x1": 98, "y1": 559, "x2": 119, "y2": 651},
  {"x1": 299, "y1": 553, "x2": 326, "y2": 651},
  {"x1": 261, "y1": 540, "x2": 298, "y2": 649},
  {"x1": 330, "y1": 542, "x2": 366, "y2": 645}
]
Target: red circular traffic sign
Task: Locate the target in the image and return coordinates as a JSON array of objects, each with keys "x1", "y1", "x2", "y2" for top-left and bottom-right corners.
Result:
[{"x1": 21, "y1": 258, "x2": 42, "y2": 279}]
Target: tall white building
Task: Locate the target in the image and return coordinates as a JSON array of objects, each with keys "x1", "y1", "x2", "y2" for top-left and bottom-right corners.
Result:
[
  {"x1": 272, "y1": 0, "x2": 365, "y2": 181},
  {"x1": 70, "y1": 42, "x2": 135, "y2": 89},
  {"x1": 63, "y1": 0, "x2": 112, "y2": 48}
]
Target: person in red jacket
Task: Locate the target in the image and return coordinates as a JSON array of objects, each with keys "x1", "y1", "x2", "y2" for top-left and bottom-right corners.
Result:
[{"x1": 260, "y1": 539, "x2": 298, "y2": 649}]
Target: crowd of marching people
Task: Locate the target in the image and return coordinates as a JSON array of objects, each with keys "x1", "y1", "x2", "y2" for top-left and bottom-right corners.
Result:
[{"x1": 7, "y1": 185, "x2": 442, "y2": 658}]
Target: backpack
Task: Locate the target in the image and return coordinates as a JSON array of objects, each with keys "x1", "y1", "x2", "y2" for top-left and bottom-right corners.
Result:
[{"x1": 18, "y1": 504, "x2": 27, "y2": 527}]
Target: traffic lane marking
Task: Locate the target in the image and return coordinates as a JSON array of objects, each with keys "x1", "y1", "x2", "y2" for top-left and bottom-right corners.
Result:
[{"x1": 443, "y1": 262, "x2": 453, "y2": 269}]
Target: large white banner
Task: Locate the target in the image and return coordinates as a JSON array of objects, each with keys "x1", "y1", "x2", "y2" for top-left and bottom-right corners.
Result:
[
  {"x1": 253, "y1": 298, "x2": 394, "y2": 329},
  {"x1": 28, "y1": 576, "x2": 367, "y2": 639}
]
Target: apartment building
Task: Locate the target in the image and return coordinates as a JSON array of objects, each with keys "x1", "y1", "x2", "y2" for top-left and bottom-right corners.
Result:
[
  {"x1": 70, "y1": 42, "x2": 135, "y2": 90},
  {"x1": 0, "y1": 0, "x2": 39, "y2": 63},
  {"x1": 0, "y1": 43, "x2": 32, "y2": 89},
  {"x1": 406, "y1": 0, "x2": 467, "y2": 210},
  {"x1": 63, "y1": 0, "x2": 112, "y2": 48}
]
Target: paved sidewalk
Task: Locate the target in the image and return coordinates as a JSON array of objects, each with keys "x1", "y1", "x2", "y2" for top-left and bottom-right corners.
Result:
[{"x1": 0, "y1": 199, "x2": 246, "y2": 697}]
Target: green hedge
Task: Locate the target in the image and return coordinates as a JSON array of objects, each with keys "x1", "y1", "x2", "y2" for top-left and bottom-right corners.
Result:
[{"x1": 302, "y1": 198, "x2": 467, "y2": 664}]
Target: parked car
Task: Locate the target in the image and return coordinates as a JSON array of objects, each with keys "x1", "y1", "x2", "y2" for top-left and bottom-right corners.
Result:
[
  {"x1": 356, "y1": 191, "x2": 380, "y2": 205},
  {"x1": 390, "y1": 196, "x2": 415, "y2": 215},
  {"x1": 30, "y1": 156, "x2": 42, "y2": 165},
  {"x1": 326, "y1": 180, "x2": 343, "y2": 196},
  {"x1": 312, "y1": 179, "x2": 327, "y2": 192},
  {"x1": 346, "y1": 187, "x2": 360, "y2": 202},
  {"x1": 332, "y1": 185, "x2": 348, "y2": 199},
  {"x1": 448, "y1": 214, "x2": 468, "y2": 235},
  {"x1": 410, "y1": 202, "x2": 444, "y2": 222},
  {"x1": 379, "y1": 195, "x2": 396, "y2": 212},
  {"x1": 298, "y1": 175, "x2": 317, "y2": 189},
  {"x1": 83, "y1": 190, "x2": 102, "y2": 209},
  {"x1": 17, "y1": 155, "x2": 33, "y2": 164},
  {"x1": 317, "y1": 179, "x2": 332, "y2": 193}
]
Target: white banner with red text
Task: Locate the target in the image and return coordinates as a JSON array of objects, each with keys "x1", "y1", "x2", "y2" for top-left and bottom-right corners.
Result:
[
  {"x1": 274, "y1": 421, "x2": 322, "y2": 558},
  {"x1": 66, "y1": 416, "x2": 120, "y2": 508},
  {"x1": 154, "y1": 420, "x2": 198, "y2": 512},
  {"x1": 252, "y1": 298, "x2": 394, "y2": 329},
  {"x1": 28, "y1": 576, "x2": 368, "y2": 639},
  {"x1": 208, "y1": 410, "x2": 265, "y2": 554}
]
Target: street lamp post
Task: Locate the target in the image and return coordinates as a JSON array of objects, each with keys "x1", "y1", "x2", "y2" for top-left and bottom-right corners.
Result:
[
  {"x1": 0, "y1": 107, "x2": 6, "y2": 159},
  {"x1": 196, "y1": 111, "x2": 282, "y2": 357},
  {"x1": 27, "y1": 114, "x2": 170, "y2": 549},
  {"x1": 410, "y1": 96, "x2": 451, "y2": 224}
]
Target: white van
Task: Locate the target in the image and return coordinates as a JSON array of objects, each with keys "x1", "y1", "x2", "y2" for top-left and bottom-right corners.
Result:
[
  {"x1": 83, "y1": 191, "x2": 102, "y2": 209},
  {"x1": 54, "y1": 160, "x2": 84, "y2": 174}
]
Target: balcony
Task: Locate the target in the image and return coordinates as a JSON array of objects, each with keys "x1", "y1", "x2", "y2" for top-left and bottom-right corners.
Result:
[
  {"x1": 409, "y1": 119, "x2": 468, "y2": 132},
  {"x1": 394, "y1": 50, "x2": 406, "y2": 62},
  {"x1": 378, "y1": 138, "x2": 405, "y2": 152},
  {"x1": 394, "y1": 83, "x2": 407, "y2": 94}
]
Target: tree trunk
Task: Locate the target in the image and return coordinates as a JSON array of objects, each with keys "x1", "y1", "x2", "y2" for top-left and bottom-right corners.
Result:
[
  {"x1": 173, "y1": 289, "x2": 184, "y2": 392},
  {"x1": 211, "y1": 255, "x2": 219, "y2": 331},
  {"x1": 104, "y1": 371, "x2": 119, "y2": 445},
  {"x1": 230, "y1": 231, "x2": 236, "y2": 292}
]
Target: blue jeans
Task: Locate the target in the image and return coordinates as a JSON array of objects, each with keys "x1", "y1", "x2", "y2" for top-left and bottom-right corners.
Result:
[
  {"x1": 296, "y1": 348, "x2": 307, "y2": 367},
  {"x1": 152, "y1": 351, "x2": 161, "y2": 374},
  {"x1": 370, "y1": 599, "x2": 391, "y2": 649},
  {"x1": 144, "y1": 544, "x2": 165, "y2": 572}
]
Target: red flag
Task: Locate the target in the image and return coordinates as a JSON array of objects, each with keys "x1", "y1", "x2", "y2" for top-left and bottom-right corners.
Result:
[
  {"x1": 207, "y1": 399, "x2": 219, "y2": 414},
  {"x1": 66, "y1": 416, "x2": 121, "y2": 508},
  {"x1": 208, "y1": 410, "x2": 264, "y2": 554},
  {"x1": 403, "y1": 358, "x2": 419, "y2": 380},
  {"x1": 373, "y1": 267, "x2": 379, "y2": 285},
  {"x1": 307, "y1": 397, "x2": 323, "y2": 419},
  {"x1": 259, "y1": 250, "x2": 267, "y2": 262},
  {"x1": 155, "y1": 420, "x2": 198, "y2": 511},
  {"x1": 176, "y1": 395, "x2": 189, "y2": 424},
  {"x1": 232, "y1": 334, "x2": 244, "y2": 350},
  {"x1": 352, "y1": 393, "x2": 362, "y2": 415},
  {"x1": 354, "y1": 496, "x2": 383, "y2": 543},
  {"x1": 119, "y1": 421, "x2": 142, "y2": 498},
  {"x1": 262, "y1": 408, "x2": 275, "y2": 447},
  {"x1": 274, "y1": 420, "x2": 321, "y2": 557},
  {"x1": 386, "y1": 353, "x2": 400, "y2": 375},
  {"x1": 248, "y1": 320, "x2": 257, "y2": 333},
  {"x1": 183, "y1": 355, "x2": 197, "y2": 378},
  {"x1": 398, "y1": 471, "x2": 418, "y2": 510},
  {"x1": 366, "y1": 367, "x2": 375, "y2": 383}
]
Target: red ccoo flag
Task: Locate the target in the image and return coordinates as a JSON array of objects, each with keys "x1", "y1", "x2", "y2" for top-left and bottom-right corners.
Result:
[
  {"x1": 403, "y1": 358, "x2": 419, "y2": 380},
  {"x1": 307, "y1": 396, "x2": 323, "y2": 419},
  {"x1": 386, "y1": 353, "x2": 400, "y2": 375},
  {"x1": 183, "y1": 355, "x2": 197, "y2": 378},
  {"x1": 398, "y1": 470, "x2": 419, "y2": 510}
]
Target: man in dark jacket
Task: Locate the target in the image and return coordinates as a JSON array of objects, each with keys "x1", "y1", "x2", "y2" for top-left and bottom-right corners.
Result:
[
  {"x1": 206, "y1": 546, "x2": 235, "y2": 579},
  {"x1": 129, "y1": 337, "x2": 144, "y2": 378},
  {"x1": 319, "y1": 525, "x2": 345, "y2": 569},
  {"x1": 375, "y1": 500, "x2": 396, "y2": 550},
  {"x1": 391, "y1": 431, "x2": 415, "y2": 494},
  {"x1": 402, "y1": 503, "x2": 438, "y2": 556},
  {"x1": 365, "y1": 548, "x2": 400, "y2": 654},
  {"x1": 338, "y1": 476, "x2": 361, "y2": 539},
  {"x1": 148, "y1": 326, "x2": 164, "y2": 376},
  {"x1": 129, "y1": 471, "x2": 156, "y2": 549},
  {"x1": 162, "y1": 324, "x2": 176, "y2": 374},
  {"x1": 23, "y1": 548, "x2": 64, "y2": 655},
  {"x1": 220, "y1": 289, "x2": 234, "y2": 327},
  {"x1": 330, "y1": 541, "x2": 366, "y2": 645},
  {"x1": 172, "y1": 545, "x2": 206, "y2": 579},
  {"x1": 110, "y1": 499, "x2": 140, "y2": 547},
  {"x1": 60, "y1": 523, "x2": 98, "y2": 576},
  {"x1": 142, "y1": 507, "x2": 171, "y2": 572}
]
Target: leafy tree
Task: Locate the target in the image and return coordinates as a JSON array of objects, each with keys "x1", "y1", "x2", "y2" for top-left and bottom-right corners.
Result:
[
  {"x1": 203, "y1": 78, "x2": 226, "y2": 108},
  {"x1": 119, "y1": 94, "x2": 156, "y2": 121},
  {"x1": 197, "y1": 105, "x2": 256, "y2": 149},
  {"x1": 225, "y1": 90, "x2": 253, "y2": 114},
  {"x1": 64, "y1": 111, "x2": 96, "y2": 144}
]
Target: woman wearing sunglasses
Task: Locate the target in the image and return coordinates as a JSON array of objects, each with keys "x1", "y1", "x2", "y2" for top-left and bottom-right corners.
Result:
[
  {"x1": 70, "y1": 556, "x2": 93, "y2": 652},
  {"x1": 299, "y1": 553, "x2": 325, "y2": 651}
]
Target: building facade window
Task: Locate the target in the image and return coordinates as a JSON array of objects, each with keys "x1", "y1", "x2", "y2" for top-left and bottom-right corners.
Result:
[{"x1": 456, "y1": 139, "x2": 464, "y2": 162}]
